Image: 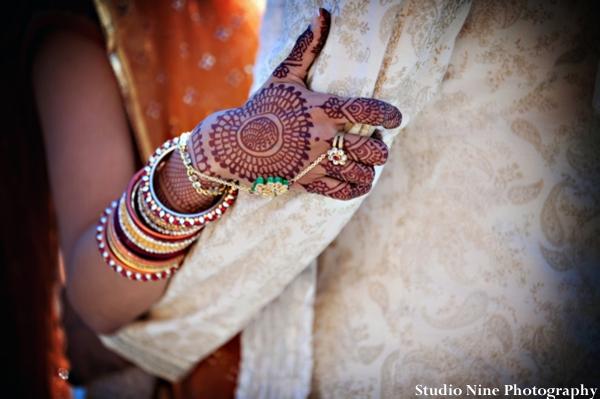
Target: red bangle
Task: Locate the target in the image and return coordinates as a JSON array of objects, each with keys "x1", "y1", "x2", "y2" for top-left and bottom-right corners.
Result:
[
  {"x1": 107, "y1": 211, "x2": 185, "y2": 268},
  {"x1": 95, "y1": 137, "x2": 239, "y2": 281},
  {"x1": 95, "y1": 202, "x2": 180, "y2": 281},
  {"x1": 126, "y1": 170, "x2": 200, "y2": 242},
  {"x1": 111, "y1": 207, "x2": 188, "y2": 260}
]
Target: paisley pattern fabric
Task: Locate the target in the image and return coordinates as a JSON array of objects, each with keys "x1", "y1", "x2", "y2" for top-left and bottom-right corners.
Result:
[
  {"x1": 102, "y1": 0, "x2": 470, "y2": 381},
  {"x1": 237, "y1": 262, "x2": 316, "y2": 399},
  {"x1": 311, "y1": 0, "x2": 600, "y2": 396},
  {"x1": 102, "y1": 0, "x2": 600, "y2": 395}
]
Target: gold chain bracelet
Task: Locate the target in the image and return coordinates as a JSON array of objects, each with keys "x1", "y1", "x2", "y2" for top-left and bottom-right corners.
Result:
[
  {"x1": 179, "y1": 132, "x2": 327, "y2": 199},
  {"x1": 178, "y1": 133, "x2": 225, "y2": 196}
]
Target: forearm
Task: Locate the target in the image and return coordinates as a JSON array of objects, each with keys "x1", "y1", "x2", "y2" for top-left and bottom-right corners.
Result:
[
  {"x1": 40, "y1": 7, "x2": 395, "y2": 342},
  {"x1": 66, "y1": 226, "x2": 168, "y2": 334},
  {"x1": 32, "y1": 28, "x2": 218, "y2": 334},
  {"x1": 67, "y1": 142, "x2": 220, "y2": 334}
]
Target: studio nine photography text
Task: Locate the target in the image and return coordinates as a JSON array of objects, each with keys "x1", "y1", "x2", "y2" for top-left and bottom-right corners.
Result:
[{"x1": 415, "y1": 384, "x2": 598, "y2": 398}]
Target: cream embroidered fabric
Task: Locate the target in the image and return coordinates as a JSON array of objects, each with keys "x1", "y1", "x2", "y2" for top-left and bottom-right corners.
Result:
[
  {"x1": 311, "y1": 0, "x2": 600, "y2": 396},
  {"x1": 235, "y1": 3, "x2": 318, "y2": 396},
  {"x1": 236, "y1": 262, "x2": 316, "y2": 399},
  {"x1": 102, "y1": 0, "x2": 600, "y2": 395}
]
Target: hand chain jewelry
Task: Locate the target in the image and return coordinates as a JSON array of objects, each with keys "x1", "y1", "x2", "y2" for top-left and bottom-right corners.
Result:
[
  {"x1": 178, "y1": 134, "x2": 225, "y2": 196},
  {"x1": 180, "y1": 132, "x2": 328, "y2": 199}
]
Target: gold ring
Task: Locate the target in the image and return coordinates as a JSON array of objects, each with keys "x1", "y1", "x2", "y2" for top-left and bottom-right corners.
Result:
[
  {"x1": 328, "y1": 132, "x2": 347, "y2": 166},
  {"x1": 334, "y1": 132, "x2": 345, "y2": 150}
]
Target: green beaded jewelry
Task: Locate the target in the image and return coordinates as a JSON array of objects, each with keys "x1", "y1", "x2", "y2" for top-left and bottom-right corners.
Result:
[{"x1": 252, "y1": 177, "x2": 291, "y2": 198}]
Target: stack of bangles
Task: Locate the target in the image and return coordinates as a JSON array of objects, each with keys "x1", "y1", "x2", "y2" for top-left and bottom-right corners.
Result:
[
  {"x1": 96, "y1": 136, "x2": 238, "y2": 281},
  {"x1": 97, "y1": 130, "x2": 337, "y2": 281}
]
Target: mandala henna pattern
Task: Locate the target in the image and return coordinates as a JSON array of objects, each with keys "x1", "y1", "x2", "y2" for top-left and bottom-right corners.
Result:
[
  {"x1": 273, "y1": 27, "x2": 313, "y2": 78},
  {"x1": 302, "y1": 180, "x2": 371, "y2": 201},
  {"x1": 320, "y1": 97, "x2": 402, "y2": 129},
  {"x1": 322, "y1": 161, "x2": 375, "y2": 185},
  {"x1": 208, "y1": 83, "x2": 313, "y2": 181}
]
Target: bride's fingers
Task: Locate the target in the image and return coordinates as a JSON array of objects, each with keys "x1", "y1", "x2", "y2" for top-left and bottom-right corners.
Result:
[
  {"x1": 314, "y1": 160, "x2": 375, "y2": 186},
  {"x1": 330, "y1": 133, "x2": 389, "y2": 166},
  {"x1": 297, "y1": 176, "x2": 371, "y2": 201},
  {"x1": 318, "y1": 96, "x2": 402, "y2": 129},
  {"x1": 270, "y1": 8, "x2": 331, "y2": 83}
]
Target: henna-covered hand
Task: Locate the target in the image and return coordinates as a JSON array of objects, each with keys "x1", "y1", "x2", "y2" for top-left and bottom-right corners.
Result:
[{"x1": 188, "y1": 8, "x2": 402, "y2": 201}]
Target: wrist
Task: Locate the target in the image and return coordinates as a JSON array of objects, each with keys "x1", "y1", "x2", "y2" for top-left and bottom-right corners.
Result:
[
  {"x1": 188, "y1": 119, "x2": 232, "y2": 182},
  {"x1": 155, "y1": 151, "x2": 218, "y2": 214}
]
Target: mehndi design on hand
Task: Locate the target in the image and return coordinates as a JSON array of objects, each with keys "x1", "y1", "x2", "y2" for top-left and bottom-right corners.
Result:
[
  {"x1": 186, "y1": 8, "x2": 403, "y2": 201},
  {"x1": 302, "y1": 179, "x2": 372, "y2": 201},
  {"x1": 208, "y1": 84, "x2": 312, "y2": 181},
  {"x1": 272, "y1": 28, "x2": 313, "y2": 79},
  {"x1": 342, "y1": 134, "x2": 389, "y2": 165},
  {"x1": 156, "y1": 151, "x2": 216, "y2": 213},
  {"x1": 320, "y1": 161, "x2": 375, "y2": 186},
  {"x1": 320, "y1": 97, "x2": 402, "y2": 129}
]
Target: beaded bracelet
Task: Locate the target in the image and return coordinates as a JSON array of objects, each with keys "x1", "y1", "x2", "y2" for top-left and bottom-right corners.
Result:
[
  {"x1": 140, "y1": 138, "x2": 237, "y2": 229},
  {"x1": 126, "y1": 171, "x2": 201, "y2": 241},
  {"x1": 126, "y1": 169, "x2": 202, "y2": 241},
  {"x1": 112, "y1": 202, "x2": 188, "y2": 260}
]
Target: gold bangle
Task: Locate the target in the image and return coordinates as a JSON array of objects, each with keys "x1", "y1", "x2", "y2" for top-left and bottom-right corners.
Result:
[
  {"x1": 180, "y1": 133, "x2": 328, "y2": 199},
  {"x1": 118, "y1": 194, "x2": 198, "y2": 254},
  {"x1": 136, "y1": 181, "x2": 203, "y2": 235},
  {"x1": 96, "y1": 201, "x2": 180, "y2": 282},
  {"x1": 106, "y1": 212, "x2": 184, "y2": 273}
]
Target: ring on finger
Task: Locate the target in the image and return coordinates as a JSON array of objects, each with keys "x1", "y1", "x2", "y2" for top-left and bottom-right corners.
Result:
[
  {"x1": 328, "y1": 132, "x2": 347, "y2": 166},
  {"x1": 332, "y1": 131, "x2": 344, "y2": 149}
]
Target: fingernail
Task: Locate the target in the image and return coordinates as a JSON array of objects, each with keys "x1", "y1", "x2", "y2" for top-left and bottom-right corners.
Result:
[{"x1": 311, "y1": 9, "x2": 320, "y2": 29}]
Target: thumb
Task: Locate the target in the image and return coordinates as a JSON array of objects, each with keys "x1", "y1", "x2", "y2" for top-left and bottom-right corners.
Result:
[{"x1": 271, "y1": 8, "x2": 331, "y2": 83}]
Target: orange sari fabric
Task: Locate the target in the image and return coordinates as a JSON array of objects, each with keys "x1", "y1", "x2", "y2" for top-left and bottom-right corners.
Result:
[
  {"x1": 95, "y1": 0, "x2": 261, "y2": 160},
  {"x1": 94, "y1": 1, "x2": 261, "y2": 396}
]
